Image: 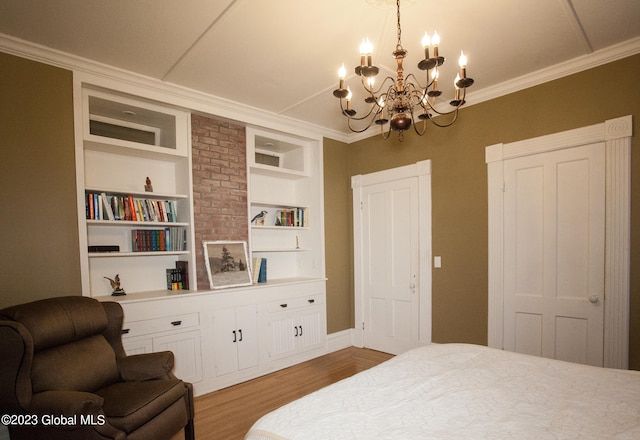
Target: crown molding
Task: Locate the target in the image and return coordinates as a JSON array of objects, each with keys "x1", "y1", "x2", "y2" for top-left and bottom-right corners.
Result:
[
  {"x1": 0, "y1": 33, "x2": 332, "y2": 142},
  {"x1": 2, "y1": 33, "x2": 638, "y2": 145}
]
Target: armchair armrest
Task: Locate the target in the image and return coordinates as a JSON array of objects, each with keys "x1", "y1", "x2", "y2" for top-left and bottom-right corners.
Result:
[
  {"x1": 118, "y1": 351, "x2": 175, "y2": 381},
  {"x1": 30, "y1": 390, "x2": 103, "y2": 415}
]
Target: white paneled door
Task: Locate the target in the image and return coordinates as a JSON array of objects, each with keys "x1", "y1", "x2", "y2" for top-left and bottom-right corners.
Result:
[
  {"x1": 503, "y1": 143, "x2": 605, "y2": 366},
  {"x1": 360, "y1": 176, "x2": 420, "y2": 355}
]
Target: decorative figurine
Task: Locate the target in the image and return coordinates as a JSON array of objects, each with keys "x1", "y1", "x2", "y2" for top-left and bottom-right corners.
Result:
[
  {"x1": 144, "y1": 177, "x2": 153, "y2": 192},
  {"x1": 104, "y1": 274, "x2": 126, "y2": 296},
  {"x1": 251, "y1": 210, "x2": 267, "y2": 226}
]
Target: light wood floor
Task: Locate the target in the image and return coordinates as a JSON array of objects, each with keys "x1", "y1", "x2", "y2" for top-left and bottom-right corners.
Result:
[{"x1": 173, "y1": 347, "x2": 393, "y2": 440}]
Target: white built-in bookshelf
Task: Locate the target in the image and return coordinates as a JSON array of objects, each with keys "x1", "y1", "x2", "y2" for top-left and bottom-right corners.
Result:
[
  {"x1": 76, "y1": 87, "x2": 196, "y2": 297},
  {"x1": 246, "y1": 127, "x2": 325, "y2": 284}
]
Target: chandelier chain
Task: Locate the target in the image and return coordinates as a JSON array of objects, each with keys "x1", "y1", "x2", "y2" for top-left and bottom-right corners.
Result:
[{"x1": 396, "y1": 0, "x2": 402, "y2": 49}]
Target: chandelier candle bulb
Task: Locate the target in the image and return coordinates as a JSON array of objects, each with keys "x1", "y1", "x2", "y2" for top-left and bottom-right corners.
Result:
[
  {"x1": 432, "y1": 32, "x2": 440, "y2": 58},
  {"x1": 338, "y1": 64, "x2": 346, "y2": 89},
  {"x1": 458, "y1": 51, "x2": 468, "y2": 79},
  {"x1": 422, "y1": 32, "x2": 430, "y2": 59}
]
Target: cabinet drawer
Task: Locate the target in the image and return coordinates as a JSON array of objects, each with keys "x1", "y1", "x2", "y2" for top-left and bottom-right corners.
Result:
[
  {"x1": 121, "y1": 312, "x2": 199, "y2": 338},
  {"x1": 267, "y1": 294, "x2": 324, "y2": 313}
]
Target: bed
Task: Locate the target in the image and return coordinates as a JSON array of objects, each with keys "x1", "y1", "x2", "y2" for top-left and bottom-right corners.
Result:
[{"x1": 245, "y1": 343, "x2": 640, "y2": 439}]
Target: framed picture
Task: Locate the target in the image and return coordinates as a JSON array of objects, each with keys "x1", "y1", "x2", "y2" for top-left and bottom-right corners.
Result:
[{"x1": 203, "y1": 241, "x2": 252, "y2": 289}]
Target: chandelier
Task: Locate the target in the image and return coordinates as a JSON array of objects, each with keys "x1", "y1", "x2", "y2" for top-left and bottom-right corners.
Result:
[{"x1": 332, "y1": 0, "x2": 474, "y2": 140}]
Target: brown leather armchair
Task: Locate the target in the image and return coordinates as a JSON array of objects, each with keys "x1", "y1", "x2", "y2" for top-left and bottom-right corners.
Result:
[{"x1": 0, "y1": 296, "x2": 195, "y2": 440}]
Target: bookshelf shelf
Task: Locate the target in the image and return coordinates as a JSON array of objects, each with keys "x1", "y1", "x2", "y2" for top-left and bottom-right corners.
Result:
[
  {"x1": 247, "y1": 127, "x2": 324, "y2": 284},
  {"x1": 88, "y1": 251, "x2": 190, "y2": 258},
  {"x1": 76, "y1": 86, "x2": 195, "y2": 297},
  {"x1": 252, "y1": 248, "x2": 311, "y2": 253},
  {"x1": 250, "y1": 225, "x2": 309, "y2": 231},
  {"x1": 87, "y1": 220, "x2": 190, "y2": 227}
]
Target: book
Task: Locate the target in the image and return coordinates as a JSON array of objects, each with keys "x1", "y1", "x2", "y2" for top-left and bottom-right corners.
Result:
[
  {"x1": 101, "y1": 193, "x2": 115, "y2": 220},
  {"x1": 131, "y1": 227, "x2": 187, "y2": 252},
  {"x1": 175, "y1": 261, "x2": 189, "y2": 290},
  {"x1": 85, "y1": 191, "x2": 181, "y2": 223},
  {"x1": 166, "y1": 268, "x2": 183, "y2": 290},
  {"x1": 258, "y1": 258, "x2": 267, "y2": 283},
  {"x1": 252, "y1": 258, "x2": 262, "y2": 284}
]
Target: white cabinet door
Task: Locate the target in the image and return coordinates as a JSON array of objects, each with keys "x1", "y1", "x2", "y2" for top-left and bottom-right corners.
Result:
[
  {"x1": 153, "y1": 330, "x2": 203, "y2": 384},
  {"x1": 298, "y1": 308, "x2": 324, "y2": 352},
  {"x1": 212, "y1": 309, "x2": 239, "y2": 376},
  {"x1": 267, "y1": 312, "x2": 297, "y2": 360},
  {"x1": 212, "y1": 305, "x2": 259, "y2": 377},
  {"x1": 235, "y1": 304, "x2": 260, "y2": 371},
  {"x1": 267, "y1": 302, "x2": 325, "y2": 360}
]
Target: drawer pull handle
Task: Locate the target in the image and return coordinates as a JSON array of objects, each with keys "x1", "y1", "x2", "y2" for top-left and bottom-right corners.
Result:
[
  {"x1": 233, "y1": 330, "x2": 237, "y2": 343},
  {"x1": 308, "y1": 299, "x2": 315, "y2": 304},
  {"x1": 280, "y1": 304, "x2": 288, "y2": 308},
  {"x1": 171, "y1": 320, "x2": 182, "y2": 326},
  {"x1": 238, "y1": 329, "x2": 243, "y2": 342},
  {"x1": 121, "y1": 328, "x2": 130, "y2": 335}
]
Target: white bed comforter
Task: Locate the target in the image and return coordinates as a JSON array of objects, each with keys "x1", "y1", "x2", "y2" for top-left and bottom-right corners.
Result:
[{"x1": 245, "y1": 343, "x2": 640, "y2": 440}]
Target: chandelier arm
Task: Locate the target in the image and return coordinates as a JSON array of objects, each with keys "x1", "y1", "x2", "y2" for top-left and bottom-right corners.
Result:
[
  {"x1": 412, "y1": 114, "x2": 427, "y2": 136},
  {"x1": 362, "y1": 75, "x2": 397, "y2": 96},
  {"x1": 346, "y1": 108, "x2": 384, "y2": 133},
  {"x1": 339, "y1": 98, "x2": 381, "y2": 122},
  {"x1": 426, "y1": 109, "x2": 460, "y2": 128},
  {"x1": 380, "y1": 121, "x2": 393, "y2": 139},
  {"x1": 404, "y1": 73, "x2": 433, "y2": 93}
]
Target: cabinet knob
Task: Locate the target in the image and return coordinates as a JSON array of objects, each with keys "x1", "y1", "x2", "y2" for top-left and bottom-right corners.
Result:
[
  {"x1": 121, "y1": 328, "x2": 130, "y2": 335},
  {"x1": 171, "y1": 320, "x2": 182, "y2": 326},
  {"x1": 308, "y1": 299, "x2": 315, "y2": 304}
]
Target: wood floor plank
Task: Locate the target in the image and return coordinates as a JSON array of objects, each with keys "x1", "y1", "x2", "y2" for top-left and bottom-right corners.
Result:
[{"x1": 172, "y1": 347, "x2": 393, "y2": 440}]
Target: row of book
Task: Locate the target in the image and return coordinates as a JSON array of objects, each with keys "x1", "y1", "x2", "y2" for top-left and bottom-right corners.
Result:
[
  {"x1": 166, "y1": 261, "x2": 189, "y2": 291},
  {"x1": 275, "y1": 208, "x2": 309, "y2": 227},
  {"x1": 131, "y1": 227, "x2": 187, "y2": 252},
  {"x1": 252, "y1": 258, "x2": 267, "y2": 283},
  {"x1": 86, "y1": 192, "x2": 179, "y2": 223}
]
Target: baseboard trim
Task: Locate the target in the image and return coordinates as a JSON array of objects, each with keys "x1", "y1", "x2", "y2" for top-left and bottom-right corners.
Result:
[{"x1": 327, "y1": 329, "x2": 354, "y2": 353}]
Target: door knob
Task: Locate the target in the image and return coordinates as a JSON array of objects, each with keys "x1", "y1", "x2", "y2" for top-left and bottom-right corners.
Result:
[{"x1": 588, "y1": 295, "x2": 599, "y2": 304}]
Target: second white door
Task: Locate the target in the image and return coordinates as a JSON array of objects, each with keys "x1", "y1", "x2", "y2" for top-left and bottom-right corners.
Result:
[
  {"x1": 360, "y1": 176, "x2": 420, "y2": 355},
  {"x1": 503, "y1": 142, "x2": 605, "y2": 366}
]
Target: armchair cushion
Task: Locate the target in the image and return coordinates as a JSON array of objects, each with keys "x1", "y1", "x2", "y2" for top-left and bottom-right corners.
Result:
[
  {"x1": 96, "y1": 379, "x2": 186, "y2": 434},
  {"x1": 31, "y1": 335, "x2": 119, "y2": 393},
  {"x1": 118, "y1": 351, "x2": 175, "y2": 382}
]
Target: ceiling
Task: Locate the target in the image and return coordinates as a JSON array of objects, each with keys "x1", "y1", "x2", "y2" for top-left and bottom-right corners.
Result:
[{"x1": 1, "y1": 0, "x2": 639, "y2": 140}]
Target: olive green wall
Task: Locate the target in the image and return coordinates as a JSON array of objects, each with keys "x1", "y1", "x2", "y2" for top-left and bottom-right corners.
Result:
[
  {"x1": 323, "y1": 54, "x2": 640, "y2": 369},
  {"x1": 0, "y1": 52, "x2": 80, "y2": 308}
]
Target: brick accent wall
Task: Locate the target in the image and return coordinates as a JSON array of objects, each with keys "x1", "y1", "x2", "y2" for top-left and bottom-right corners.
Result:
[{"x1": 191, "y1": 114, "x2": 248, "y2": 290}]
